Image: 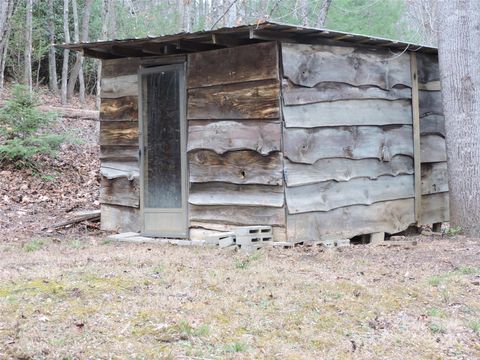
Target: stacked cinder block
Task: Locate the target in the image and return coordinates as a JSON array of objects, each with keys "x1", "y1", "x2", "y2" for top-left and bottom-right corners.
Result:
[{"x1": 204, "y1": 226, "x2": 273, "y2": 251}]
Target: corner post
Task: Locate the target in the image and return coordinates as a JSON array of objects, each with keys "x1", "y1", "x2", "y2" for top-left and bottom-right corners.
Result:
[{"x1": 410, "y1": 52, "x2": 422, "y2": 224}]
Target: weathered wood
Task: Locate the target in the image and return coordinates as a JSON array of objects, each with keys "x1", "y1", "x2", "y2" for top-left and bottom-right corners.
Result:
[
  {"x1": 420, "y1": 192, "x2": 449, "y2": 225},
  {"x1": 418, "y1": 81, "x2": 441, "y2": 91},
  {"x1": 284, "y1": 125, "x2": 413, "y2": 164},
  {"x1": 411, "y1": 52, "x2": 422, "y2": 224},
  {"x1": 420, "y1": 135, "x2": 447, "y2": 163},
  {"x1": 189, "y1": 205, "x2": 285, "y2": 226},
  {"x1": 187, "y1": 120, "x2": 281, "y2": 155},
  {"x1": 282, "y1": 43, "x2": 412, "y2": 89},
  {"x1": 100, "y1": 175, "x2": 139, "y2": 207},
  {"x1": 287, "y1": 198, "x2": 415, "y2": 242},
  {"x1": 100, "y1": 161, "x2": 139, "y2": 179},
  {"x1": 421, "y1": 162, "x2": 449, "y2": 195},
  {"x1": 285, "y1": 155, "x2": 413, "y2": 186},
  {"x1": 187, "y1": 42, "x2": 278, "y2": 88},
  {"x1": 100, "y1": 121, "x2": 139, "y2": 146},
  {"x1": 189, "y1": 183, "x2": 284, "y2": 207},
  {"x1": 189, "y1": 150, "x2": 283, "y2": 185},
  {"x1": 416, "y1": 53, "x2": 440, "y2": 84},
  {"x1": 101, "y1": 74, "x2": 137, "y2": 98},
  {"x1": 419, "y1": 90, "x2": 443, "y2": 117},
  {"x1": 101, "y1": 204, "x2": 140, "y2": 232},
  {"x1": 282, "y1": 80, "x2": 412, "y2": 105},
  {"x1": 100, "y1": 96, "x2": 138, "y2": 121},
  {"x1": 187, "y1": 80, "x2": 280, "y2": 120},
  {"x1": 102, "y1": 57, "x2": 140, "y2": 78},
  {"x1": 100, "y1": 146, "x2": 139, "y2": 161},
  {"x1": 286, "y1": 174, "x2": 414, "y2": 214},
  {"x1": 283, "y1": 99, "x2": 412, "y2": 128},
  {"x1": 45, "y1": 210, "x2": 101, "y2": 230},
  {"x1": 420, "y1": 115, "x2": 446, "y2": 137}
]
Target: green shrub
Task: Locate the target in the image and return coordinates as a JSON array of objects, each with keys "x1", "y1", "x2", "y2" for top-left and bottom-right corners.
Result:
[{"x1": 0, "y1": 85, "x2": 66, "y2": 168}]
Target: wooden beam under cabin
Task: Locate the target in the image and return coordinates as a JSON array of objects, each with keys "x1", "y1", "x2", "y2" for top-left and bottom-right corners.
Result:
[
  {"x1": 110, "y1": 45, "x2": 145, "y2": 58},
  {"x1": 211, "y1": 33, "x2": 252, "y2": 47},
  {"x1": 83, "y1": 47, "x2": 117, "y2": 59},
  {"x1": 410, "y1": 52, "x2": 422, "y2": 224}
]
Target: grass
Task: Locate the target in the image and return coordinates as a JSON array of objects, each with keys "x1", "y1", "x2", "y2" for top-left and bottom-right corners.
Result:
[
  {"x1": 23, "y1": 239, "x2": 45, "y2": 252},
  {"x1": 1, "y1": 237, "x2": 480, "y2": 359}
]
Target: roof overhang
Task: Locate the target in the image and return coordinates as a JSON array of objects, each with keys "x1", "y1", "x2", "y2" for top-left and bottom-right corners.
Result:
[{"x1": 57, "y1": 21, "x2": 437, "y2": 60}]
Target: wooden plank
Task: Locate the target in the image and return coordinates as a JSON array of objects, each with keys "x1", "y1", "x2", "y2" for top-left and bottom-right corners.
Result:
[
  {"x1": 421, "y1": 162, "x2": 449, "y2": 195},
  {"x1": 100, "y1": 146, "x2": 139, "y2": 162},
  {"x1": 189, "y1": 150, "x2": 283, "y2": 185},
  {"x1": 187, "y1": 120, "x2": 281, "y2": 155},
  {"x1": 411, "y1": 52, "x2": 422, "y2": 225},
  {"x1": 100, "y1": 176, "x2": 139, "y2": 208},
  {"x1": 189, "y1": 183, "x2": 284, "y2": 207},
  {"x1": 285, "y1": 155, "x2": 413, "y2": 186},
  {"x1": 286, "y1": 174, "x2": 414, "y2": 214},
  {"x1": 189, "y1": 205, "x2": 285, "y2": 226},
  {"x1": 100, "y1": 121, "x2": 139, "y2": 146},
  {"x1": 418, "y1": 81, "x2": 441, "y2": 91},
  {"x1": 419, "y1": 90, "x2": 443, "y2": 117},
  {"x1": 420, "y1": 192, "x2": 449, "y2": 225},
  {"x1": 420, "y1": 115, "x2": 446, "y2": 137},
  {"x1": 187, "y1": 42, "x2": 278, "y2": 88},
  {"x1": 287, "y1": 198, "x2": 415, "y2": 242},
  {"x1": 100, "y1": 204, "x2": 140, "y2": 233},
  {"x1": 284, "y1": 125, "x2": 413, "y2": 164},
  {"x1": 420, "y1": 135, "x2": 447, "y2": 163},
  {"x1": 188, "y1": 80, "x2": 280, "y2": 120},
  {"x1": 282, "y1": 80, "x2": 412, "y2": 105},
  {"x1": 101, "y1": 75, "x2": 137, "y2": 98},
  {"x1": 416, "y1": 53, "x2": 440, "y2": 84},
  {"x1": 282, "y1": 43, "x2": 412, "y2": 89},
  {"x1": 102, "y1": 58, "x2": 141, "y2": 78},
  {"x1": 283, "y1": 99, "x2": 412, "y2": 128},
  {"x1": 100, "y1": 96, "x2": 138, "y2": 121},
  {"x1": 100, "y1": 161, "x2": 139, "y2": 179}
]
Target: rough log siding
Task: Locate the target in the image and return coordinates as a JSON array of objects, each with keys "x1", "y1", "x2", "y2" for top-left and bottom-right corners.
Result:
[
  {"x1": 187, "y1": 42, "x2": 284, "y2": 237},
  {"x1": 416, "y1": 53, "x2": 449, "y2": 224},
  {"x1": 99, "y1": 58, "x2": 140, "y2": 213},
  {"x1": 282, "y1": 42, "x2": 416, "y2": 241}
]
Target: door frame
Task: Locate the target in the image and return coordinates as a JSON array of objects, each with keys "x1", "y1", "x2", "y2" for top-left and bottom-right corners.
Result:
[{"x1": 138, "y1": 62, "x2": 188, "y2": 238}]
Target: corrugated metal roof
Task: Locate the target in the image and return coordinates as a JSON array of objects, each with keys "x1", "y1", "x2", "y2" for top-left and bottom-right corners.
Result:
[{"x1": 58, "y1": 21, "x2": 437, "y2": 59}]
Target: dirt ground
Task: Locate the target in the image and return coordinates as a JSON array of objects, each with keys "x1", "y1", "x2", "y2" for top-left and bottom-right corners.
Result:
[{"x1": 0, "y1": 236, "x2": 479, "y2": 359}]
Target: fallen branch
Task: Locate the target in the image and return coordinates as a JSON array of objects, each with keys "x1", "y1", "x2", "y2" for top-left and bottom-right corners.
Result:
[
  {"x1": 44, "y1": 209, "x2": 100, "y2": 230},
  {"x1": 38, "y1": 105, "x2": 99, "y2": 120}
]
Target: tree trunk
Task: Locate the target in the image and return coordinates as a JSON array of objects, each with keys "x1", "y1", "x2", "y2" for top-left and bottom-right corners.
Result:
[
  {"x1": 47, "y1": 0, "x2": 58, "y2": 94},
  {"x1": 24, "y1": 0, "x2": 33, "y2": 90},
  {"x1": 67, "y1": 0, "x2": 92, "y2": 102},
  {"x1": 61, "y1": 0, "x2": 70, "y2": 105},
  {"x1": 0, "y1": 0, "x2": 15, "y2": 90},
  {"x1": 437, "y1": 0, "x2": 480, "y2": 236},
  {"x1": 96, "y1": 0, "x2": 111, "y2": 110},
  {"x1": 316, "y1": 0, "x2": 332, "y2": 27}
]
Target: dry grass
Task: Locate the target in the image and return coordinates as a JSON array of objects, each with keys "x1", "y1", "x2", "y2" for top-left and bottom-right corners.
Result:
[{"x1": 1, "y1": 236, "x2": 480, "y2": 359}]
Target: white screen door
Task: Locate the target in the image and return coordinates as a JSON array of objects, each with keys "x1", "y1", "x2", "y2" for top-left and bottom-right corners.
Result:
[{"x1": 139, "y1": 64, "x2": 187, "y2": 237}]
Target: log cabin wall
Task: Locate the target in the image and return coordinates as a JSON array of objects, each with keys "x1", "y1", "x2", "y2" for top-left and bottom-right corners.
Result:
[
  {"x1": 416, "y1": 53, "x2": 449, "y2": 224},
  {"x1": 281, "y1": 43, "x2": 417, "y2": 242},
  {"x1": 186, "y1": 42, "x2": 287, "y2": 241},
  {"x1": 99, "y1": 57, "x2": 142, "y2": 233}
]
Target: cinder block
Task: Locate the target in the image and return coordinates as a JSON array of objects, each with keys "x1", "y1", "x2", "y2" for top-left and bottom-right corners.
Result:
[
  {"x1": 320, "y1": 239, "x2": 336, "y2": 248},
  {"x1": 269, "y1": 241, "x2": 294, "y2": 248},
  {"x1": 169, "y1": 239, "x2": 192, "y2": 246},
  {"x1": 107, "y1": 232, "x2": 139, "y2": 240},
  {"x1": 234, "y1": 226, "x2": 272, "y2": 236},
  {"x1": 370, "y1": 232, "x2": 385, "y2": 244},
  {"x1": 205, "y1": 231, "x2": 236, "y2": 245},
  {"x1": 335, "y1": 239, "x2": 350, "y2": 247},
  {"x1": 219, "y1": 236, "x2": 236, "y2": 248},
  {"x1": 191, "y1": 240, "x2": 205, "y2": 247},
  {"x1": 236, "y1": 235, "x2": 273, "y2": 246}
]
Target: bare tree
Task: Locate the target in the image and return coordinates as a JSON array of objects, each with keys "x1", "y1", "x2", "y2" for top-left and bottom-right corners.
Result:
[
  {"x1": 47, "y1": 0, "x2": 58, "y2": 94},
  {"x1": 405, "y1": 0, "x2": 438, "y2": 45},
  {"x1": 316, "y1": 0, "x2": 332, "y2": 27},
  {"x1": 96, "y1": 0, "x2": 112, "y2": 109},
  {"x1": 437, "y1": 0, "x2": 480, "y2": 236},
  {"x1": 24, "y1": 0, "x2": 33, "y2": 90},
  {"x1": 0, "y1": 0, "x2": 15, "y2": 89},
  {"x1": 67, "y1": 0, "x2": 93, "y2": 102},
  {"x1": 61, "y1": 0, "x2": 70, "y2": 105}
]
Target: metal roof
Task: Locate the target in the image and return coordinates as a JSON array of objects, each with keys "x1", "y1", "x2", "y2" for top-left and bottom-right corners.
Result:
[{"x1": 59, "y1": 21, "x2": 437, "y2": 59}]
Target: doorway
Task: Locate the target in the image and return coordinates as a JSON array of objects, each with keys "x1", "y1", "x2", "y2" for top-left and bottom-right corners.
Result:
[{"x1": 139, "y1": 64, "x2": 187, "y2": 237}]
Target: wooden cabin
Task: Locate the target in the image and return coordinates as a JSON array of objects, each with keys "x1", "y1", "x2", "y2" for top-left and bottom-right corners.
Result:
[{"x1": 63, "y1": 22, "x2": 449, "y2": 243}]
